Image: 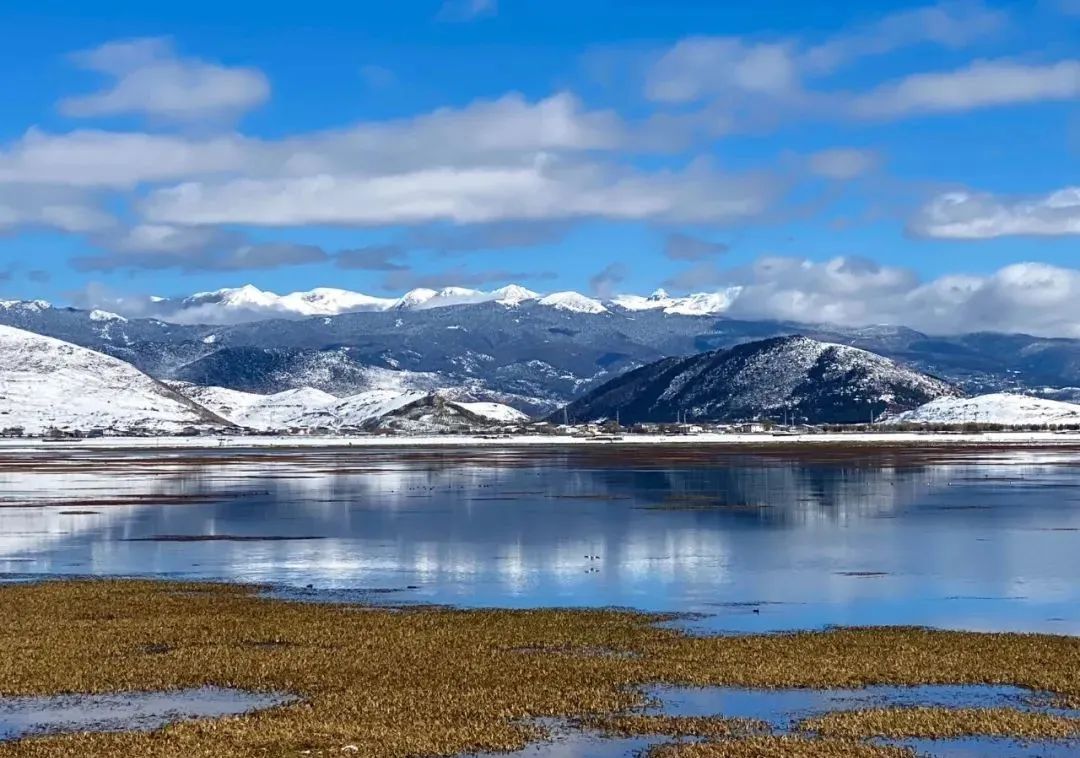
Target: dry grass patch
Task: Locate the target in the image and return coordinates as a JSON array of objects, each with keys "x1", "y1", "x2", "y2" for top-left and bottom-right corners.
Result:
[
  {"x1": 649, "y1": 736, "x2": 915, "y2": 757},
  {"x1": 583, "y1": 714, "x2": 768, "y2": 739},
  {"x1": 1, "y1": 580, "x2": 1079, "y2": 757},
  {"x1": 803, "y1": 706, "x2": 1080, "y2": 740}
]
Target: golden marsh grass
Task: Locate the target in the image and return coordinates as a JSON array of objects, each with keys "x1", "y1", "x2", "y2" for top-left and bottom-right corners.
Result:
[
  {"x1": 803, "y1": 706, "x2": 1080, "y2": 740},
  {"x1": 1, "y1": 580, "x2": 1079, "y2": 757}
]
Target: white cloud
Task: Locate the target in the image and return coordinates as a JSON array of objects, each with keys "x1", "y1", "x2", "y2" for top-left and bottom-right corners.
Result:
[
  {"x1": 911, "y1": 187, "x2": 1080, "y2": 238},
  {"x1": 644, "y1": 2, "x2": 1006, "y2": 107},
  {"x1": 803, "y1": 0, "x2": 1006, "y2": 73},
  {"x1": 807, "y1": 148, "x2": 880, "y2": 179},
  {"x1": 853, "y1": 59, "x2": 1080, "y2": 118},
  {"x1": 140, "y1": 160, "x2": 781, "y2": 227},
  {"x1": 0, "y1": 128, "x2": 252, "y2": 188},
  {"x1": 59, "y1": 37, "x2": 270, "y2": 122},
  {"x1": 0, "y1": 186, "x2": 113, "y2": 233},
  {"x1": 646, "y1": 38, "x2": 800, "y2": 104},
  {"x1": 675, "y1": 255, "x2": 1080, "y2": 338},
  {"x1": 0, "y1": 93, "x2": 625, "y2": 190}
]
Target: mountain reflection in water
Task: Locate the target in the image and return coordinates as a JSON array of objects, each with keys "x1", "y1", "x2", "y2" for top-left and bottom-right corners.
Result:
[{"x1": 1, "y1": 446, "x2": 1078, "y2": 634}]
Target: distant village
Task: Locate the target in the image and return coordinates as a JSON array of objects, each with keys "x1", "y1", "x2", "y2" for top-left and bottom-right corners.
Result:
[{"x1": 5, "y1": 417, "x2": 1080, "y2": 441}]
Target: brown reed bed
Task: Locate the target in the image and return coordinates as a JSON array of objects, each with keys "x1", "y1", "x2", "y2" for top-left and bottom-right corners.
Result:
[
  {"x1": 0, "y1": 580, "x2": 1079, "y2": 757},
  {"x1": 802, "y1": 706, "x2": 1080, "y2": 740},
  {"x1": 649, "y1": 737, "x2": 916, "y2": 758}
]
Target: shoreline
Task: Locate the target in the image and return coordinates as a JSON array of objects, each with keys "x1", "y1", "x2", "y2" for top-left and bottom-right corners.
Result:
[{"x1": 3, "y1": 430, "x2": 1080, "y2": 452}]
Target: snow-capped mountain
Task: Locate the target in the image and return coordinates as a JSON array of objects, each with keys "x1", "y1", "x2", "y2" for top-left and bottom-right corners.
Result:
[
  {"x1": 171, "y1": 285, "x2": 397, "y2": 324},
  {"x1": 538, "y1": 291, "x2": 608, "y2": 314},
  {"x1": 5, "y1": 296, "x2": 1080, "y2": 412},
  {"x1": 611, "y1": 288, "x2": 741, "y2": 316},
  {"x1": 78, "y1": 283, "x2": 744, "y2": 324},
  {"x1": 0, "y1": 325, "x2": 229, "y2": 435},
  {"x1": 885, "y1": 393, "x2": 1080, "y2": 427},
  {"x1": 135, "y1": 283, "x2": 544, "y2": 323},
  {"x1": 558, "y1": 335, "x2": 961, "y2": 425}
]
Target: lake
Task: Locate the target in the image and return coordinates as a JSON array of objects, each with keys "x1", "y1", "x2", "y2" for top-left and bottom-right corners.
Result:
[{"x1": 2, "y1": 444, "x2": 1079, "y2": 634}]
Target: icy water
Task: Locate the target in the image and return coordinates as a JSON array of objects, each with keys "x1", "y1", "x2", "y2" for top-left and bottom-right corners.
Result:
[
  {"x1": 0, "y1": 687, "x2": 292, "y2": 740},
  {"x1": 1, "y1": 444, "x2": 1079, "y2": 634}
]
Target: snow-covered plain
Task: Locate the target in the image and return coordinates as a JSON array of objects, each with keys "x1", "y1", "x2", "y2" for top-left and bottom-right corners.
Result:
[{"x1": 885, "y1": 393, "x2": 1080, "y2": 426}]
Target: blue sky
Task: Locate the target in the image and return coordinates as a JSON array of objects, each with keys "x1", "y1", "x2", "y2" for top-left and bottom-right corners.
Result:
[{"x1": 1, "y1": 0, "x2": 1079, "y2": 334}]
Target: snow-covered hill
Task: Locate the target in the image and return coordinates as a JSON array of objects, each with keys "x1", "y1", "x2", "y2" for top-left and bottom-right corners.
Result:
[
  {"x1": 0, "y1": 325, "x2": 229, "y2": 436},
  {"x1": 173, "y1": 384, "x2": 339, "y2": 430},
  {"x1": 172, "y1": 384, "x2": 529, "y2": 431},
  {"x1": 885, "y1": 393, "x2": 1080, "y2": 427},
  {"x1": 559, "y1": 335, "x2": 961, "y2": 425}
]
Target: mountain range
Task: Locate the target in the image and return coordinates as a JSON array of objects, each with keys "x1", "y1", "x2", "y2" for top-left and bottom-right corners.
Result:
[
  {"x1": 3, "y1": 285, "x2": 1080, "y2": 417},
  {"x1": 4, "y1": 320, "x2": 1079, "y2": 434},
  {"x1": 105, "y1": 283, "x2": 739, "y2": 324}
]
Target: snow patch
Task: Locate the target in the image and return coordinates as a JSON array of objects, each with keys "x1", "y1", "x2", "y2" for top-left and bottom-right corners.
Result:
[{"x1": 885, "y1": 393, "x2": 1080, "y2": 426}]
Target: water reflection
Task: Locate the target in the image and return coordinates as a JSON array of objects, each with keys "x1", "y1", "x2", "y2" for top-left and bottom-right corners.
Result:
[
  {"x1": 0, "y1": 687, "x2": 292, "y2": 741},
  {"x1": 1, "y1": 447, "x2": 1079, "y2": 633}
]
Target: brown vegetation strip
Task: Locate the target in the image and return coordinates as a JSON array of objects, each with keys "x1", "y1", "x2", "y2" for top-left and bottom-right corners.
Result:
[
  {"x1": 584, "y1": 714, "x2": 767, "y2": 739},
  {"x1": 649, "y1": 737, "x2": 916, "y2": 758},
  {"x1": 802, "y1": 706, "x2": 1080, "y2": 740},
  {"x1": 1, "y1": 581, "x2": 1080, "y2": 757}
]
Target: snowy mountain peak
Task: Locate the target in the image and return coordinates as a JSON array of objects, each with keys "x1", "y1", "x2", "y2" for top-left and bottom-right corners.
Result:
[
  {"x1": 395, "y1": 288, "x2": 439, "y2": 309},
  {"x1": 89, "y1": 309, "x2": 127, "y2": 323},
  {"x1": 0, "y1": 299, "x2": 52, "y2": 312},
  {"x1": 538, "y1": 291, "x2": 609, "y2": 314},
  {"x1": 185, "y1": 285, "x2": 279, "y2": 308},
  {"x1": 611, "y1": 288, "x2": 738, "y2": 316},
  {"x1": 491, "y1": 284, "x2": 540, "y2": 304}
]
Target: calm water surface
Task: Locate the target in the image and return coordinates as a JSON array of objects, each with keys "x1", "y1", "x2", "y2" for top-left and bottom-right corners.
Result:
[{"x1": 2, "y1": 444, "x2": 1079, "y2": 634}]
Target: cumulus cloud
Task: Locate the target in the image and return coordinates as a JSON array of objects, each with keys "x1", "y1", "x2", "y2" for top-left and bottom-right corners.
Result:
[
  {"x1": 0, "y1": 93, "x2": 625, "y2": 190},
  {"x1": 664, "y1": 255, "x2": 1080, "y2": 337},
  {"x1": 664, "y1": 233, "x2": 729, "y2": 261},
  {"x1": 0, "y1": 129, "x2": 251, "y2": 189},
  {"x1": 853, "y1": 59, "x2": 1080, "y2": 118},
  {"x1": 910, "y1": 187, "x2": 1080, "y2": 238},
  {"x1": 59, "y1": 37, "x2": 270, "y2": 122},
  {"x1": 139, "y1": 160, "x2": 781, "y2": 227}
]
